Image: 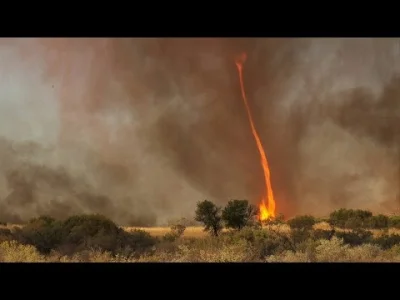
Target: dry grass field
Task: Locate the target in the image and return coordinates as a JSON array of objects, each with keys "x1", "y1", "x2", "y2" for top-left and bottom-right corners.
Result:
[
  {"x1": 124, "y1": 223, "x2": 400, "y2": 238},
  {"x1": 124, "y1": 226, "x2": 207, "y2": 238},
  {"x1": 313, "y1": 222, "x2": 400, "y2": 237},
  {"x1": 124, "y1": 223, "x2": 293, "y2": 237},
  {"x1": 1, "y1": 210, "x2": 400, "y2": 262},
  {"x1": 4, "y1": 222, "x2": 400, "y2": 239}
]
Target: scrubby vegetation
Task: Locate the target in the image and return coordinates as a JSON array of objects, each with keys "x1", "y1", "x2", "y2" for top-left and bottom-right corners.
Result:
[{"x1": 1, "y1": 204, "x2": 400, "y2": 262}]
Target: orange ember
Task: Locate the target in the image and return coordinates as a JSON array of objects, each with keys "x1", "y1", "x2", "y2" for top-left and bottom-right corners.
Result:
[{"x1": 235, "y1": 53, "x2": 276, "y2": 221}]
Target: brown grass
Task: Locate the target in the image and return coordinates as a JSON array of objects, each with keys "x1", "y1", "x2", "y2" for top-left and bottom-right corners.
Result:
[
  {"x1": 124, "y1": 226, "x2": 210, "y2": 238},
  {"x1": 1, "y1": 221, "x2": 400, "y2": 262},
  {"x1": 3, "y1": 221, "x2": 399, "y2": 238},
  {"x1": 124, "y1": 222, "x2": 400, "y2": 238},
  {"x1": 124, "y1": 223, "x2": 292, "y2": 237},
  {"x1": 313, "y1": 221, "x2": 400, "y2": 237}
]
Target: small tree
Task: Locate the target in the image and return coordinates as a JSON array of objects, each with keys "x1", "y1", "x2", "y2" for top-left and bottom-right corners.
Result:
[
  {"x1": 222, "y1": 200, "x2": 257, "y2": 230},
  {"x1": 195, "y1": 200, "x2": 223, "y2": 237}
]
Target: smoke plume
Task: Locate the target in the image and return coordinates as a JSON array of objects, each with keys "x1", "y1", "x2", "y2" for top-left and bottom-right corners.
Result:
[{"x1": 1, "y1": 38, "x2": 400, "y2": 225}]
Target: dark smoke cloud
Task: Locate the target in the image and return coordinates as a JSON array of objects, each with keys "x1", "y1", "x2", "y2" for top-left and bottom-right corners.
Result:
[{"x1": 1, "y1": 38, "x2": 400, "y2": 224}]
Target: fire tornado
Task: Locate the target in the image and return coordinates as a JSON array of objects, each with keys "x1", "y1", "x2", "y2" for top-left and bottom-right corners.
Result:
[{"x1": 235, "y1": 53, "x2": 276, "y2": 221}]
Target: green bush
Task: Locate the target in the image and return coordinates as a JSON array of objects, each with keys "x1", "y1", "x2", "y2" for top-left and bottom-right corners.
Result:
[
  {"x1": 335, "y1": 229, "x2": 373, "y2": 246},
  {"x1": 14, "y1": 215, "x2": 64, "y2": 254},
  {"x1": 372, "y1": 234, "x2": 400, "y2": 250},
  {"x1": 389, "y1": 216, "x2": 400, "y2": 229},
  {"x1": 329, "y1": 209, "x2": 373, "y2": 229},
  {"x1": 15, "y1": 214, "x2": 158, "y2": 256},
  {"x1": 260, "y1": 231, "x2": 295, "y2": 257},
  {"x1": 290, "y1": 229, "x2": 312, "y2": 246},
  {"x1": 122, "y1": 229, "x2": 157, "y2": 256},
  {"x1": 227, "y1": 227, "x2": 294, "y2": 258},
  {"x1": 287, "y1": 215, "x2": 316, "y2": 231},
  {"x1": 62, "y1": 214, "x2": 158, "y2": 256},
  {"x1": 312, "y1": 229, "x2": 335, "y2": 241},
  {"x1": 368, "y1": 215, "x2": 389, "y2": 229},
  {"x1": 0, "y1": 228, "x2": 14, "y2": 243},
  {"x1": 222, "y1": 199, "x2": 257, "y2": 230}
]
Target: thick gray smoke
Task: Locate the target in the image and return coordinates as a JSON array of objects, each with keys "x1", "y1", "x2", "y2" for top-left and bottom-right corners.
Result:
[{"x1": 0, "y1": 38, "x2": 399, "y2": 225}]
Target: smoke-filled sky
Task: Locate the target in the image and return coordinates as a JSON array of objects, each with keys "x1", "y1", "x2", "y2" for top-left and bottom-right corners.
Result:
[{"x1": 1, "y1": 38, "x2": 400, "y2": 225}]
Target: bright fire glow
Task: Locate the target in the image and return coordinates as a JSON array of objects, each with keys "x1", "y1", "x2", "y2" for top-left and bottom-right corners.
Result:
[{"x1": 234, "y1": 53, "x2": 276, "y2": 221}]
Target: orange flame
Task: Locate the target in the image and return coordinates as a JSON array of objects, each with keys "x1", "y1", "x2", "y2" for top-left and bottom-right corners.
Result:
[{"x1": 235, "y1": 53, "x2": 276, "y2": 221}]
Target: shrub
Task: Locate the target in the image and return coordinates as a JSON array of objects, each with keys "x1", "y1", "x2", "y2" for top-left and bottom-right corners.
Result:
[
  {"x1": 329, "y1": 209, "x2": 373, "y2": 229},
  {"x1": 15, "y1": 214, "x2": 158, "y2": 256},
  {"x1": 344, "y1": 218, "x2": 364, "y2": 230},
  {"x1": 159, "y1": 237, "x2": 258, "y2": 262},
  {"x1": 162, "y1": 223, "x2": 186, "y2": 242},
  {"x1": 14, "y1": 215, "x2": 64, "y2": 254},
  {"x1": 335, "y1": 229, "x2": 373, "y2": 246},
  {"x1": 290, "y1": 229, "x2": 312, "y2": 246},
  {"x1": 389, "y1": 216, "x2": 400, "y2": 229},
  {"x1": 62, "y1": 215, "x2": 157, "y2": 256},
  {"x1": 0, "y1": 228, "x2": 14, "y2": 243},
  {"x1": 372, "y1": 234, "x2": 400, "y2": 250},
  {"x1": 312, "y1": 229, "x2": 335, "y2": 241},
  {"x1": 119, "y1": 229, "x2": 157, "y2": 257},
  {"x1": 315, "y1": 237, "x2": 349, "y2": 262},
  {"x1": 59, "y1": 214, "x2": 123, "y2": 253},
  {"x1": 222, "y1": 199, "x2": 257, "y2": 230},
  {"x1": 345, "y1": 244, "x2": 384, "y2": 262},
  {"x1": 287, "y1": 215, "x2": 316, "y2": 231},
  {"x1": 267, "y1": 239, "x2": 396, "y2": 262},
  {"x1": 195, "y1": 200, "x2": 223, "y2": 236},
  {"x1": 226, "y1": 227, "x2": 294, "y2": 259},
  {"x1": 0, "y1": 240, "x2": 44, "y2": 262},
  {"x1": 252, "y1": 230, "x2": 294, "y2": 257},
  {"x1": 61, "y1": 214, "x2": 121, "y2": 239},
  {"x1": 181, "y1": 238, "x2": 256, "y2": 262},
  {"x1": 368, "y1": 214, "x2": 389, "y2": 229},
  {"x1": 329, "y1": 209, "x2": 352, "y2": 227}
]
